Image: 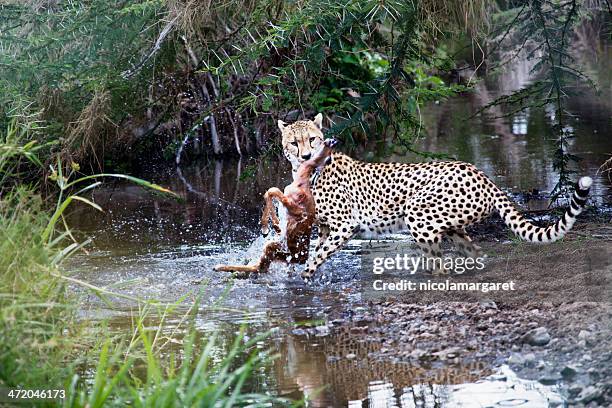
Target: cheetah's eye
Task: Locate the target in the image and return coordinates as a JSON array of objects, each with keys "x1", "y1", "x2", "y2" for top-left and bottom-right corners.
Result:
[
  {"x1": 310, "y1": 137, "x2": 317, "y2": 143},
  {"x1": 290, "y1": 141, "x2": 298, "y2": 147}
]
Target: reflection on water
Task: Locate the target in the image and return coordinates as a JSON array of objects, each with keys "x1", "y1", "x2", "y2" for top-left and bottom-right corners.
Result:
[
  {"x1": 274, "y1": 325, "x2": 493, "y2": 406},
  {"x1": 512, "y1": 109, "x2": 529, "y2": 136},
  {"x1": 399, "y1": 365, "x2": 563, "y2": 408},
  {"x1": 341, "y1": 365, "x2": 564, "y2": 407}
]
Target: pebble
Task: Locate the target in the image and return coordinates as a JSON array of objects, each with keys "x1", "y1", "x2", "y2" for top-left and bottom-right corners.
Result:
[
  {"x1": 345, "y1": 353, "x2": 356, "y2": 360},
  {"x1": 547, "y1": 393, "x2": 565, "y2": 408},
  {"x1": 479, "y1": 300, "x2": 498, "y2": 310},
  {"x1": 569, "y1": 385, "x2": 583, "y2": 396},
  {"x1": 507, "y1": 353, "x2": 525, "y2": 365},
  {"x1": 578, "y1": 330, "x2": 595, "y2": 345},
  {"x1": 523, "y1": 352, "x2": 536, "y2": 364},
  {"x1": 521, "y1": 327, "x2": 551, "y2": 346}
]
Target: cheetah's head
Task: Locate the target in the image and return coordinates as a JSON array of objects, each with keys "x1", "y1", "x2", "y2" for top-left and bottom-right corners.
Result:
[{"x1": 279, "y1": 113, "x2": 325, "y2": 172}]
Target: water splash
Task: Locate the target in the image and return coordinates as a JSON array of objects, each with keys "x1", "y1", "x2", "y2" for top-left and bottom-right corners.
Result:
[{"x1": 224, "y1": 201, "x2": 289, "y2": 266}]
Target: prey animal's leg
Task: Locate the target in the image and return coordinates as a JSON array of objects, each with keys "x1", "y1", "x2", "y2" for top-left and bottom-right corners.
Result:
[
  {"x1": 261, "y1": 187, "x2": 282, "y2": 235},
  {"x1": 258, "y1": 241, "x2": 290, "y2": 273},
  {"x1": 263, "y1": 187, "x2": 304, "y2": 217},
  {"x1": 214, "y1": 264, "x2": 260, "y2": 274},
  {"x1": 214, "y1": 241, "x2": 289, "y2": 275}
]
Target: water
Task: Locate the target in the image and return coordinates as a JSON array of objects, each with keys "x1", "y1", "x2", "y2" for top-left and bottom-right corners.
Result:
[{"x1": 65, "y1": 50, "x2": 610, "y2": 406}]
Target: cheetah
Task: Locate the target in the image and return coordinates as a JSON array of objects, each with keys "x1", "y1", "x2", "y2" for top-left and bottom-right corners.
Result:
[{"x1": 278, "y1": 114, "x2": 593, "y2": 281}]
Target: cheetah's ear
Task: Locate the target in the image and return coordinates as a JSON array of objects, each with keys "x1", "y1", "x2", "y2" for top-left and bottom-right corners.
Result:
[
  {"x1": 313, "y1": 113, "x2": 323, "y2": 129},
  {"x1": 277, "y1": 120, "x2": 287, "y2": 132}
]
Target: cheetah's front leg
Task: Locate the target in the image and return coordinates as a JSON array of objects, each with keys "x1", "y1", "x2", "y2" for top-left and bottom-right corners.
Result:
[
  {"x1": 313, "y1": 223, "x2": 330, "y2": 253},
  {"x1": 302, "y1": 222, "x2": 356, "y2": 282}
]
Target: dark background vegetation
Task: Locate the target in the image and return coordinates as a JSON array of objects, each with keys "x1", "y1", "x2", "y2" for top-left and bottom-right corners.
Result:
[{"x1": 1, "y1": 0, "x2": 609, "y2": 194}]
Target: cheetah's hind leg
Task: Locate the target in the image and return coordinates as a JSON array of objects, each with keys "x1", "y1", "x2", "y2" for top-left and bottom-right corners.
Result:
[
  {"x1": 407, "y1": 226, "x2": 450, "y2": 276},
  {"x1": 445, "y1": 229, "x2": 484, "y2": 258}
]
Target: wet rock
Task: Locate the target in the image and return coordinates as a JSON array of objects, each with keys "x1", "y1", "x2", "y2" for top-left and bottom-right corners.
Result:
[
  {"x1": 561, "y1": 365, "x2": 580, "y2": 379},
  {"x1": 548, "y1": 396, "x2": 565, "y2": 408},
  {"x1": 577, "y1": 386, "x2": 603, "y2": 404},
  {"x1": 479, "y1": 299, "x2": 498, "y2": 310},
  {"x1": 538, "y1": 372, "x2": 562, "y2": 385},
  {"x1": 587, "y1": 367, "x2": 599, "y2": 377},
  {"x1": 578, "y1": 330, "x2": 595, "y2": 345},
  {"x1": 521, "y1": 327, "x2": 551, "y2": 346},
  {"x1": 315, "y1": 325, "x2": 330, "y2": 336},
  {"x1": 569, "y1": 385, "x2": 583, "y2": 396},
  {"x1": 523, "y1": 352, "x2": 536, "y2": 364},
  {"x1": 507, "y1": 353, "x2": 525, "y2": 365},
  {"x1": 292, "y1": 328, "x2": 307, "y2": 336}
]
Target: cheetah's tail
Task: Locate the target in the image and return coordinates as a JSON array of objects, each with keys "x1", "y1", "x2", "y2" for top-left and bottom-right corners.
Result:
[{"x1": 492, "y1": 176, "x2": 592, "y2": 243}]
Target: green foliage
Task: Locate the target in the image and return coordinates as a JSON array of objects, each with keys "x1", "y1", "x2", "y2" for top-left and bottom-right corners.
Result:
[
  {"x1": 1, "y1": 0, "x2": 603, "y2": 191},
  {"x1": 1, "y1": 0, "x2": 486, "y2": 170},
  {"x1": 0, "y1": 188, "x2": 74, "y2": 392},
  {"x1": 203, "y1": 0, "x2": 471, "y2": 149},
  {"x1": 0, "y1": 0, "x2": 168, "y2": 167},
  {"x1": 0, "y1": 117, "x2": 52, "y2": 187}
]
